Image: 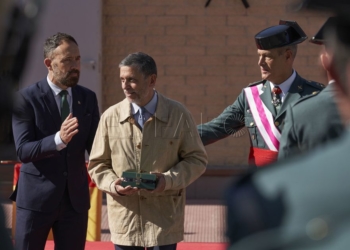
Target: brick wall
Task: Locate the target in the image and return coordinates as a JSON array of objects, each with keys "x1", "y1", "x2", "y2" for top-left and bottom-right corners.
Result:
[{"x1": 102, "y1": 0, "x2": 331, "y2": 167}]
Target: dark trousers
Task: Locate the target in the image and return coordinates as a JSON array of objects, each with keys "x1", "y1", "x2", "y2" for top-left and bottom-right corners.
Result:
[
  {"x1": 115, "y1": 243, "x2": 177, "y2": 250},
  {"x1": 14, "y1": 188, "x2": 88, "y2": 250}
]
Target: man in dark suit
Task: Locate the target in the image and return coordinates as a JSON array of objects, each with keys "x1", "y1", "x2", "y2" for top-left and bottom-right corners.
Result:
[
  {"x1": 225, "y1": 11, "x2": 350, "y2": 250},
  {"x1": 0, "y1": 203, "x2": 14, "y2": 250},
  {"x1": 11, "y1": 32, "x2": 100, "y2": 250},
  {"x1": 278, "y1": 17, "x2": 345, "y2": 159},
  {"x1": 198, "y1": 20, "x2": 324, "y2": 167}
]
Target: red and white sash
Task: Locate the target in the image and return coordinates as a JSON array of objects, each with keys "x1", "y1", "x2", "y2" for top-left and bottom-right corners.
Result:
[{"x1": 244, "y1": 84, "x2": 281, "y2": 152}]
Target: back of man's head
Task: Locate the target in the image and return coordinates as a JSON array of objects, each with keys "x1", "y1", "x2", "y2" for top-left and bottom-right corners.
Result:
[{"x1": 327, "y1": 16, "x2": 350, "y2": 94}]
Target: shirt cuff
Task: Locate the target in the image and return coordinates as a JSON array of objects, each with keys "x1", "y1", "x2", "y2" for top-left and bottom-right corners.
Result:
[{"x1": 55, "y1": 132, "x2": 67, "y2": 151}]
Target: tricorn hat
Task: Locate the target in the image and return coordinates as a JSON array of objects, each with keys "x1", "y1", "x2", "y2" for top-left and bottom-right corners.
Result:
[
  {"x1": 255, "y1": 20, "x2": 308, "y2": 50},
  {"x1": 310, "y1": 17, "x2": 336, "y2": 45},
  {"x1": 302, "y1": 0, "x2": 350, "y2": 46}
]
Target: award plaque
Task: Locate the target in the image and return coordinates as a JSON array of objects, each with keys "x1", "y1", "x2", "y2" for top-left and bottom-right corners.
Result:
[{"x1": 121, "y1": 172, "x2": 157, "y2": 190}]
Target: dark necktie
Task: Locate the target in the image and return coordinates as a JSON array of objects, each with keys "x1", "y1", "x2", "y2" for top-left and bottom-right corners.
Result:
[
  {"x1": 59, "y1": 90, "x2": 70, "y2": 122},
  {"x1": 272, "y1": 86, "x2": 282, "y2": 112},
  {"x1": 138, "y1": 107, "x2": 147, "y2": 129}
]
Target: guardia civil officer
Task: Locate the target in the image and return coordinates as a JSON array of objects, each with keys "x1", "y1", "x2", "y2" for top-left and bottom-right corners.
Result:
[
  {"x1": 278, "y1": 17, "x2": 345, "y2": 159},
  {"x1": 198, "y1": 20, "x2": 324, "y2": 167},
  {"x1": 225, "y1": 10, "x2": 350, "y2": 250}
]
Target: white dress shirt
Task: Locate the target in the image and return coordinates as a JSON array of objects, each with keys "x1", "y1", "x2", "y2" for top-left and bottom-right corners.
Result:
[{"x1": 269, "y1": 70, "x2": 296, "y2": 102}]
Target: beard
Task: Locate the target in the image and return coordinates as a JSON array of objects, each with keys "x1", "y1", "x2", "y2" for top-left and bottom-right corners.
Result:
[
  {"x1": 54, "y1": 69, "x2": 80, "y2": 88},
  {"x1": 60, "y1": 69, "x2": 80, "y2": 87}
]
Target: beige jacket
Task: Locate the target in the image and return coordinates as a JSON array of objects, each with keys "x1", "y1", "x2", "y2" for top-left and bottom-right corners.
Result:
[{"x1": 88, "y1": 92, "x2": 207, "y2": 247}]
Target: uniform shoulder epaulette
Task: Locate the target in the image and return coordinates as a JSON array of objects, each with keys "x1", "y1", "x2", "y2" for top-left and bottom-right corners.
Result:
[
  {"x1": 292, "y1": 90, "x2": 321, "y2": 107},
  {"x1": 247, "y1": 79, "x2": 266, "y2": 87},
  {"x1": 305, "y1": 80, "x2": 325, "y2": 90}
]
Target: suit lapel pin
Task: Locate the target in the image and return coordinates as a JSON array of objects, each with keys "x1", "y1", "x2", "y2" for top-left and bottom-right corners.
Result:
[
  {"x1": 298, "y1": 85, "x2": 303, "y2": 91},
  {"x1": 78, "y1": 101, "x2": 81, "y2": 105}
]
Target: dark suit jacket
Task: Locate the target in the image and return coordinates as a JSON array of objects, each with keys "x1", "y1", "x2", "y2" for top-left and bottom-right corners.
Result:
[
  {"x1": 225, "y1": 130, "x2": 350, "y2": 250},
  {"x1": 278, "y1": 84, "x2": 344, "y2": 159},
  {"x1": 198, "y1": 72, "x2": 324, "y2": 149},
  {"x1": 10, "y1": 78, "x2": 99, "y2": 213}
]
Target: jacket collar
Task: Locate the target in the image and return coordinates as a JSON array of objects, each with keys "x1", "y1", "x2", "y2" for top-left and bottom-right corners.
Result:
[
  {"x1": 39, "y1": 79, "x2": 61, "y2": 130},
  {"x1": 46, "y1": 76, "x2": 73, "y2": 97},
  {"x1": 276, "y1": 72, "x2": 305, "y2": 119},
  {"x1": 258, "y1": 72, "x2": 306, "y2": 119},
  {"x1": 324, "y1": 82, "x2": 335, "y2": 93},
  {"x1": 39, "y1": 78, "x2": 85, "y2": 130},
  {"x1": 269, "y1": 70, "x2": 296, "y2": 96},
  {"x1": 119, "y1": 91, "x2": 169, "y2": 124}
]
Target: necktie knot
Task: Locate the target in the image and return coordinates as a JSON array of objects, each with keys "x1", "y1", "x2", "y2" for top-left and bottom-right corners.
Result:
[
  {"x1": 140, "y1": 107, "x2": 146, "y2": 114},
  {"x1": 272, "y1": 86, "x2": 282, "y2": 95},
  {"x1": 59, "y1": 90, "x2": 68, "y2": 97}
]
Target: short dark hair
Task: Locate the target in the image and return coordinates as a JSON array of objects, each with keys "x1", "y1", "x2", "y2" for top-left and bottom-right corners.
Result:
[
  {"x1": 119, "y1": 52, "x2": 157, "y2": 77},
  {"x1": 43, "y1": 32, "x2": 78, "y2": 59}
]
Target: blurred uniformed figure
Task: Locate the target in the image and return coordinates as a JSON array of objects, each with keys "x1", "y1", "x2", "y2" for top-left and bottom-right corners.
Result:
[
  {"x1": 0, "y1": 1, "x2": 43, "y2": 249},
  {"x1": 198, "y1": 20, "x2": 324, "y2": 167},
  {"x1": 0, "y1": 203, "x2": 13, "y2": 250},
  {"x1": 278, "y1": 17, "x2": 345, "y2": 159},
  {"x1": 225, "y1": 6, "x2": 350, "y2": 250}
]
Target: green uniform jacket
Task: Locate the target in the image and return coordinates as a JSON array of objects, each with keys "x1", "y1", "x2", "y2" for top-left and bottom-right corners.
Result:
[
  {"x1": 226, "y1": 128, "x2": 350, "y2": 250},
  {"x1": 278, "y1": 83, "x2": 345, "y2": 160},
  {"x1": 198, "y1": 72, "x2": 324, "y2": 150}
]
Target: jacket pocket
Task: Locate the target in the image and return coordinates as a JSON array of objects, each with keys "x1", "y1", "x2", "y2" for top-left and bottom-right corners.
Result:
[
  {"x1": 144, "y1": 193, "x2": 184, "y2": 233},
  {"x1": 20, "y1": 165, "x2": 41, "y2": 176},
  {"x1": 108, "y1": 198, "x2": 134, "y2": 234},
  {"x1": 245, "y1": 115, "x2": 259, "y2": 146}
]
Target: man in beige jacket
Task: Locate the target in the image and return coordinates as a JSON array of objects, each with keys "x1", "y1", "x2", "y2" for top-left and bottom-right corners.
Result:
[{"x1": 88, "y1": 52, "x2": 207, "y2": 250}]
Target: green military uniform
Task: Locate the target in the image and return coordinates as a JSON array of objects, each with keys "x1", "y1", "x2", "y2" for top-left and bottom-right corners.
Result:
[
  {"x1": 278, "y1": 83, "x2": 345, "y2": 159},
  {"x1": 278, "y1": 16, "x2": 345, "y2": 160},
  {"x1": 226, "y1": 4, "x2": 350, "y2": 250},
  {"x1": 226, "y1": 127, "x2": 350, "y2": 250},
  {"x1": 198, "y1": 20, "x2": 325, "y2": 166},
  {"x1": 198, "y1": 73, "x2": 324, "y2": 149}
]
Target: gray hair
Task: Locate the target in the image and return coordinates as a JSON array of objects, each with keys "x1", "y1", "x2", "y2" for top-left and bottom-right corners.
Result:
[
  {"x1": 44, "y1": 32, "x2": 78, "y2": 59},
  {"x1": 277, "y1": 44, "x2": 298, "y2": 59},
  {"x1": 119, "y1": 52, "x2": 157, "y2": 77}
]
